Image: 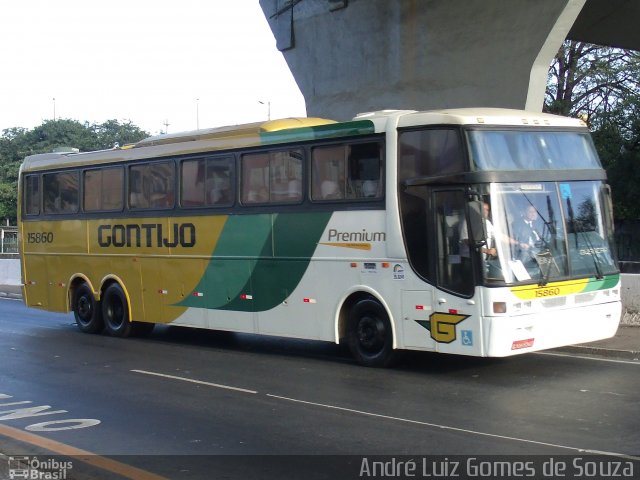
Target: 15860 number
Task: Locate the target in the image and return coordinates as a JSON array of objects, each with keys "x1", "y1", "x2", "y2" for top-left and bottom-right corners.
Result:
[{"x1": 27, "y1": 232, "x2": 54, "y2": 244}]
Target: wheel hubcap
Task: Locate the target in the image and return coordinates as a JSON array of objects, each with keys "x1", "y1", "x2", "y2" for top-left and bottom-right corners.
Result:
[
  {"x1": 357, "y1": 315, "x2": 385, "y2": 353},
  {"x1": 107, "y1": 297, "x2": 125, "y2": 328},
  {"x1": 77, "y1": 296, "x2": 91, "y2": 322}
]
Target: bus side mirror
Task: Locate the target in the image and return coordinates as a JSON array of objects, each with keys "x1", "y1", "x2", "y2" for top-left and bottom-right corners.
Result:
[{"x1": 468, "y1": 201, "x2": 487, "y2": 247}]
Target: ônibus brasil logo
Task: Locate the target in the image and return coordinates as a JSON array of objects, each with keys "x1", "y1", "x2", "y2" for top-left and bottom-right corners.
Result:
[{"x1": 7, "y1": 456, "x2": 73, "y2": 480}]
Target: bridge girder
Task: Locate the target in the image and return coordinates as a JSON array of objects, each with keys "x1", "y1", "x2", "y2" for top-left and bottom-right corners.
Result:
[{"x1": 260, "y1": 0, "x2": 640, "y2": 120}]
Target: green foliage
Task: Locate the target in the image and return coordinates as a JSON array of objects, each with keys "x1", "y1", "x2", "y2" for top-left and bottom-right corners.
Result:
[
  {"x1": 546, "y1": 41, "x2": 640, "y2": 220},
  {"x1": 0, "y1": 119, "x2": 149, "y2": 223},
  {"x1": 591, "y1": 101, "x2": 640, "y2": 220},
  {"x1": 546, "y1": 41, "x2": 640, "y2": 121},
  {"x1": 0, "y1": 183, "x2": 16, "y2": 221}
]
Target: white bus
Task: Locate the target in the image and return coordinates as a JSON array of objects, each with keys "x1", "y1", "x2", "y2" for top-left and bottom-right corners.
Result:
[{"x1": 18, "y1": 108, "x2": 621, "y2": 366}]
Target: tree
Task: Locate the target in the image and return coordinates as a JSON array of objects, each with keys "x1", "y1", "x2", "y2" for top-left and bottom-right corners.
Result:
[
  {"x1": 546, "y1": 41, "x2": 640, "y2": 220},
  {"x1": 546, "y1": 41, "x2": 640, "y2": 126},
  {"x1": 0, "y1": 119, "x2": 149, "y2": 223},
  {"x1": 90, "y1": 119, "x2": 148, "y2": 150}
]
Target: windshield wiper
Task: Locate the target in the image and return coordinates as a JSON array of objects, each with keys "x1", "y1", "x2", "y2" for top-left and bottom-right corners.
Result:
[
  {"x1": 536, "y1": 195, "x2": 562, "y2": 286},
  {"x1": 520, "y1": 192, "x2": 554, "y2": 286},
  {"x1": 566, "y1": 198, "x2": 604, "y2": 280}
]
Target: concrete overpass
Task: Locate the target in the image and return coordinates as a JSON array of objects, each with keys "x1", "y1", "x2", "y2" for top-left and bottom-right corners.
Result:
[{"x1": 259, "y1": 0, "x2": 640, "y2": 120}]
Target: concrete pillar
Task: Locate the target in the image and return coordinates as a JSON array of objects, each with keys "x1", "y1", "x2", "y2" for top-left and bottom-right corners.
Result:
[{"x1": 260, "y1": 0, "x2": 586, "y2": 120}]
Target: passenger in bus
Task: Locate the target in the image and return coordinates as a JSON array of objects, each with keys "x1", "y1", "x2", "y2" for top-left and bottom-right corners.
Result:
[
  {"x1": 320, "y1": 180, "x2": 342, "y2": 199},
  {"x1": 460, "y1": 201, "x2": 496, "y2": 259},
  {"x1": 362, "y1": 180, "x2": 378, "y2": 197},
  {"x1": 209, "y1": 188, "x2": 225, "y2": 204},
  {"x1": 61, "y1": 195, "x2": 77, "y2": 212},
  {"x1": 460, "y1": 200, "x2": 510, "y2": 280},
  {"x1": 209, "y1": 174, "x2": 231, "y2": 204},
  {"x1": 287, "y1": 178, "x2": 302, "y2": 200},
  {"x1": 247, "y1": 186, "x2": 268, "y2": 203}
]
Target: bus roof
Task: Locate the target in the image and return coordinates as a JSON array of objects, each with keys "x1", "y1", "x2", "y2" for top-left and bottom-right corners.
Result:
[
  {"x1": 357, "y1": 107, "x2": 588, "y2": 129},
  {"x1": 21, "y1": 117, "x2": 343, "y2": 172},
  {"x1": 20, "y1": 108, "x2": 587, "y2": 172}
]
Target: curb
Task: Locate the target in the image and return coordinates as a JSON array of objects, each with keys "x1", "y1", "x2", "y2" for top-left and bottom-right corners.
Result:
[
  {"x1": 552, "y1": 345, "x2": 640, "y2": 361},
  {"x1": 0, "y1": 291, "x2": 22, "y2": 300}
]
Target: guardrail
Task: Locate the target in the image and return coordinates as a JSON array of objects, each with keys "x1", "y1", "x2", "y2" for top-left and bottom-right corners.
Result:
[{"x1": 1, "y1": 227, "x2": 18, "y2": 254}]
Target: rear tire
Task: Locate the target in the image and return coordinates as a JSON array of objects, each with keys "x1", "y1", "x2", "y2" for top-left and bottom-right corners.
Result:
[
  {"x1": 347, "y1": 297, "x2": 397, "y2": 367},
  {"x1": 73, "y1": 283, "x2": 103, "y2": 334},
  {"x1": 102, "y1": 283, "x2": 132, "y2": 337}
]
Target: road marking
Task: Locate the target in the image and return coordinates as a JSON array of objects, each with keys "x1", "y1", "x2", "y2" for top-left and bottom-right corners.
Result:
[
  {"x1": 266, "y1": 394, "x2": 640, "y2": 461},
  {"x1": 0, "y1": 423, "x2": 168, "y2": 480},
  {"x1": 579, "y1": 389, "x2": 625, "y2": 397},
  {"x1": 0, "y1": 296, "x2": 22, "y2": 302},
  {"x1": 131, "y1": 369, "x2": 258, "y2": 394},
  {"x1": 130, "y1": 368, "x2": 638, "y2": 459},
  {"x1": 536, "y1": 351, "x2": 640, "y2": 365}
]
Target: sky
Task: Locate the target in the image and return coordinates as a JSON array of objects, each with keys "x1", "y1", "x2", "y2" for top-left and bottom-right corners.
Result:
[{"x1": 0, "y1": 0, "x2": 306, "y2": 135}]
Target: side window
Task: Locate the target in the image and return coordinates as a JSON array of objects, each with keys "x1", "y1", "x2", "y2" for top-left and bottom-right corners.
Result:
[
  {"x1": 399, "y1": 185, "x2": 430, "y2": 281},
  {"x1": 181, "y1": 156, "x2": 233, "y2": 207},
  {"x1": 84, "y1": 167, "x2": 124, "y2": 212},
  {"x1": 311, "y1": 141, "x2": 383, "y2": 201},
  {"x1": 433, "y1": 190, "x2": 473, "y2": 296},
  {"x1": 43, "y1": 171, "x2": 79, "y2": 214},
  {"x1": 398, "y1": 130, "x2": 465, "y2": 285},
  {"x1": 398, "y1": 128, "x2": 465, "y2": 182},
  {"x1": 312, "y1": 145, "x2": 345, "y2": 200},
  {"x1": 24, "y1": 175, "x2": 40, "y2": 216},
  {"x1": 241, "y1": 149, "x2": 302, "y2": 204},
  {"x1": 129, "y1": 160, "x2": 175, "y2": 210}
]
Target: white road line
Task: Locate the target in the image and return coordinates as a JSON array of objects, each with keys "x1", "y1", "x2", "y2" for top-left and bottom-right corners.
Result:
[
  {"x1": 131, "y1": 369, "x2": 257, "y2": 394},
  {"x1": 536, "y1": 351, "x2": 640, "y2": 365},
  {"x1": 131, "y1": 365, "x2": 637, "y2": 459},
  {"x1": 266, "y1": 393, "x2": 639, "y2": 460}
]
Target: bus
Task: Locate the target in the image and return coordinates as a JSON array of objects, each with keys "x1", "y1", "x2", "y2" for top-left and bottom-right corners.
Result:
[{"x1": 18, "y1": 108, "x2": 621, "y2": 367}]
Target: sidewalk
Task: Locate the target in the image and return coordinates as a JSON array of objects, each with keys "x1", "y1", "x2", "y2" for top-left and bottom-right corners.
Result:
[
  {"x1": 1, "y1": 284, "x2": 638, "y2": 360},
  {"x1": 553, "y1": 325, "x2": 640, "y2": 360}
]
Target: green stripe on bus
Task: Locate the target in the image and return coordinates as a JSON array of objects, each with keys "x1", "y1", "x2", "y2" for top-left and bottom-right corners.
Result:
[
  {"x1": 582, "y1": 274, "x2": 620, "y2": 293},
  {"x1": 260, "y1": 120, "x2": 376, "y2": 145},
  {"x1": 178, "y1": 212, "x2": 332, "y2": 312}
]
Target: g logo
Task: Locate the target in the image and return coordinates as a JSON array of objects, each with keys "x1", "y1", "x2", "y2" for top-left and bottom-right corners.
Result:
[{"x1": 416, "y1": 312, "x2": 470, "y2": 344}]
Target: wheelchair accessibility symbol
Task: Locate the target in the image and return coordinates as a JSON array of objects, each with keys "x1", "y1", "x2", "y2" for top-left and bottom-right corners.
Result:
[{"x1": 461, "y1": 330, "x2": 473, "y2": 346}]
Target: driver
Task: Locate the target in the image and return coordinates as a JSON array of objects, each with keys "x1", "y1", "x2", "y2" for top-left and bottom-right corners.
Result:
[{"x1": 512, "y1": 205, "x2": 544, "y2": 262}]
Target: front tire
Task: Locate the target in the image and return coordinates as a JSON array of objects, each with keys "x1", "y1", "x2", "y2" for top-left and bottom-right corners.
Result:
[
  {"x1": 347, "y1": 297, "x2": 396, "y2": 367},
  {"x1": 73, "y1": 283, "x2": 103, "y2": 334},
  {"x1": 102, "y1": 283, "x2": 132, "y2": 337}
]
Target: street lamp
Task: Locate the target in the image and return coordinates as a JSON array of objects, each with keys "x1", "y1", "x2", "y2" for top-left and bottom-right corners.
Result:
[
  {"x1": 53, "y1": 97, "x2": 56, "y2": 120},
  {"x1": 259, "y1": 100, "x2": 271, "y2": 120},
  {"x1": 196, "y1": 98, "x2": 200, "y2": 130}
]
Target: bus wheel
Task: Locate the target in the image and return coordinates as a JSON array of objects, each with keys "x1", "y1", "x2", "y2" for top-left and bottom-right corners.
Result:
[
  {"x1": 347, "y1": 298, "x2": 396, "y2": 367},
  {"x1": 102, "y1": 283, "x2": 132, "y2": 337},
  {"x1": 73, "y1": 283, "x2": 103, "y2": 334}
]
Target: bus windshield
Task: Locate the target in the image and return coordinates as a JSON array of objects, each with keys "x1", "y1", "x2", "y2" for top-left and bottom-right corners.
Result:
[
  {"x1": 474, "y1": 181, "x2": 617, "y2": 285},
  {"x1": 467, "y1": 130, "x2": 602, "y2": 170}
]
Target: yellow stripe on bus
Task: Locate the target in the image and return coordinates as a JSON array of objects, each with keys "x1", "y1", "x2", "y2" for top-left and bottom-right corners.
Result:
[
  {"x1": 318, "y1": 242, "x2": 372, "y2": 250},
  {"x1": 510, "y1": 278, "x2": 590, "y2": 300}
]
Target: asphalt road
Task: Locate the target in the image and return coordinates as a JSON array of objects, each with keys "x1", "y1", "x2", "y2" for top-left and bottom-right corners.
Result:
[{"x1": 0, "y1": 298, "x2": 639, "y2": 479}]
